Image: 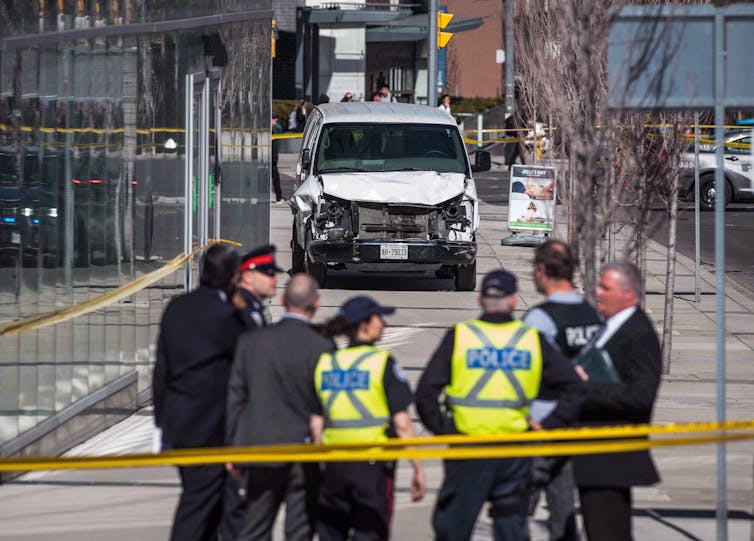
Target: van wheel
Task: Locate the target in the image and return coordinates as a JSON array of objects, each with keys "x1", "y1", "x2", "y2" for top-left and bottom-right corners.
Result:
[
  {"x1": 455, "y1": 261, "x2": 477, "y2": 291},
  {"x1": 291, "y1": 221, "x2": 305, "y2": 273},
  {"x1": 304, "y1": 229, "x2": 327, "y2": 287}
]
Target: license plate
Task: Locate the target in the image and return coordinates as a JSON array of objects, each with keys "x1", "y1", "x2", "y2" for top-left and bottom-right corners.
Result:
[{"x1": 380, "y1": 243, "x2": 409, "y2": 260}]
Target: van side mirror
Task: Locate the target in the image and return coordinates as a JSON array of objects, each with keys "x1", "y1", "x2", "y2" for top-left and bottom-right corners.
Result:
[
  {"x1": 302, "y1": 148, "x2": 311, "y2": 170},
  {"x1": 471, "y1": 150, "x2": 491, "y2": 173}
]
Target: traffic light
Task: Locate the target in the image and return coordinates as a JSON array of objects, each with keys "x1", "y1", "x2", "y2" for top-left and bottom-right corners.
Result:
[{"x1": 437, "y1": 12, "x2": 454, "y2": 49}]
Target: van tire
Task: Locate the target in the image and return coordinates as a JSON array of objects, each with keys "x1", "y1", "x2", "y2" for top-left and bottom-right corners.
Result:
[
  {"x1": 455, "y1": 261, "x2": 476, "y2": 291},
  {"x1": 291, "y1": 222, "x2": 305, "y2": 273},
  {"x1": 304, "y1": 228, "x2": 327, "y2": 287}
]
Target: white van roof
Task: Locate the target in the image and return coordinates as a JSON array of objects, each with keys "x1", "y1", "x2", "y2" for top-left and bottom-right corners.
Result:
[{"x1": 315, "y1": 102, "x2": 457, "y2": 126}]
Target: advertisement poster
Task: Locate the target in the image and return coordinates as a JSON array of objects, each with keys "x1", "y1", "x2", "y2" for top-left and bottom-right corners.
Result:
[{"x1": 508, "y1": 165, "x2": 557, "y2": 232}]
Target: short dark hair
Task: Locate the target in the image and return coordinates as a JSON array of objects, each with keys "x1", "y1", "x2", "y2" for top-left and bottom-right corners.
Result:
[
  {"x1": 200, "y1": 244, "x2": 240, "y2": 290},
  {"x1": 534, "y1": 239, "x2": 576, "y2": 282}
]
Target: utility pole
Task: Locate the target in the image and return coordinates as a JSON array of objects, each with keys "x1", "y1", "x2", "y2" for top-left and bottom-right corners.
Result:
[
  {"x1": 428, "y1": 0, "x2": 438, "y2": 105},
  {"x1": 505, "y1": 0, "x2": 515, "y2": 115}
]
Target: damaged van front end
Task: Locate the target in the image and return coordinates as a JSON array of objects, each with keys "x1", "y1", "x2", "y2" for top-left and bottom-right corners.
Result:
[{"x1": 290, "y1": 103, "x2": 490, "y2": 290}]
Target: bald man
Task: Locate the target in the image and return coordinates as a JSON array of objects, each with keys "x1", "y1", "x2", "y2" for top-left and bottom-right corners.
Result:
[{"x1": 227, "y1": 274, "x2": 334, "y2": 541}]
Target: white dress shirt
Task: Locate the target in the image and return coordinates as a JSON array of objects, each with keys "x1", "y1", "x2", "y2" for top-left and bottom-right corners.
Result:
[{"x1": 595, "y1": 305, "x2": 637, "y2": 348}]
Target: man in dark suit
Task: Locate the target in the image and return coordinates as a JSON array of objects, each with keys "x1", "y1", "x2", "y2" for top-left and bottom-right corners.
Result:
[
  {"x1": 572, "y1": 260, "x2": 662, "y2": 541},
  {"x1": 226, "y1": 273, "x2": 333, "y2": 541},
  {"x1": 153, "y1": 244, "x2": 246, "y2": 541}
]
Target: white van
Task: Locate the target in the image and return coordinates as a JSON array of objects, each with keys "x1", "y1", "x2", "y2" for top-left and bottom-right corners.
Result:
[{"x1": 289, "y1": 102, "x2": 490, "y2": 290}]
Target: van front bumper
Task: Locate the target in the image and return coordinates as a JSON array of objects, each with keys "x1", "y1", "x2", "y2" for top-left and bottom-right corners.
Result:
[{"x1": 307, "y1": 239, "x2": 476, "y2": 265}]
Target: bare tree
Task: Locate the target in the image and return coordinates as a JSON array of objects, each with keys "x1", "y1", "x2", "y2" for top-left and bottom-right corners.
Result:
[{"x1": 513, "y1": 1, "x2": 693, "y2": 372}]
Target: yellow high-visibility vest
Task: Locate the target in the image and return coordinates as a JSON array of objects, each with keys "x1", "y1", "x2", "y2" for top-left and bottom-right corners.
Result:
[
  {"x1": 315, "y1": 345, "x2": 391, "y2": 444},
  {"x1": 445, "y1": 319, "x2": 542, "y2": 435}
]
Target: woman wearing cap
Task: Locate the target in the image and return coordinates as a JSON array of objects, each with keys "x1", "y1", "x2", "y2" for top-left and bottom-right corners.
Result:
[{"x1": 312, "y1": 295, "x2": 425, "y2": 541}]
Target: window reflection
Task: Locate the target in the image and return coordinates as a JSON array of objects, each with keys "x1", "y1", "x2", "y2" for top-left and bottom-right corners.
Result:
[{"x1": 0, "y1": 6, "x2": 271, "y2": 445}]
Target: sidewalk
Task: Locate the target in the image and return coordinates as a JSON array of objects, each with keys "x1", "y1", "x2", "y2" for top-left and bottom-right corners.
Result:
[{"x1": 0, "y1": 157, "x2": 751, "y2": 540}]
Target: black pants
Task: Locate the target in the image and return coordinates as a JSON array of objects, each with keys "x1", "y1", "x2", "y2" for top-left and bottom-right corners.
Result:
[
  {"x1": 171, "y1": 464, "x2": 226, "y2": 541},
  {"x1": 220, "y1": 470, "x2": 248, "y2": 541},
  {"x1": 529, "y1": 457, "x2": 579, "y2": 541},
  {"x1": 317, "y1": 461, "x2": 394, "y2": 541},
  {"x1": 433, "y1": 457, "x2": 531, "y2": 541},
  {"x1": 578, "y1": 486, "x2": 632, "y2": 541},
  {"x1": 272, "y1": 160, "x2": 282, "y2": 201},
  {"x1": 235, "y1": 463, "x2": 320, "y2": 541}
]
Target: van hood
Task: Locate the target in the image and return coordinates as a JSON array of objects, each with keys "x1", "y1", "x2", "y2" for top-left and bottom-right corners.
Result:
[{"x1": 321, "y1": 171, "x2": 469, "y2": 206}]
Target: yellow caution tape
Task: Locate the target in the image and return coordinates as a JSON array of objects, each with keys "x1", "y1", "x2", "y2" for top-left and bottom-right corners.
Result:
[
  {"x1": 0, "y1": 239, "x2": 241, "y2": 337},
  {"x1": 272, "y1": 132, "x2": 303, "y2": 140},
  {"x1": 1, "y1": 420, "x2": 752, "y2": 472}
]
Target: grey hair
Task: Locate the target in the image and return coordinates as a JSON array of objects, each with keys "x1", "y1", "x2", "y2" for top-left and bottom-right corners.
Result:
[
  {"x1": 601, "y1": 260, "x2": 643, "y2": 297},
  {"x1": 283, "y1": 273, "x2": 320, "y2": 312},
  {"x1": 480, "y1": 294, "x2": 516, "y2": 314}
]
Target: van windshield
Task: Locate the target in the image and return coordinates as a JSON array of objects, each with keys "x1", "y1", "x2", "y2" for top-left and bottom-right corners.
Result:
[{"x1": 314, "y1": 123, "x2": 468, "y2": 175}]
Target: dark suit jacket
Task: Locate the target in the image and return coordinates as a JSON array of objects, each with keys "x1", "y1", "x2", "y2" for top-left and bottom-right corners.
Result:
[
  {"x1": 153, "y1": 286, "x2": 246, "y2": 449},
  {"x1": 573, "y1": 307, "x2": 661, "y2": 487},
  {"x1": 227, "y1": 316, "x2": 334, "y2": 451}
]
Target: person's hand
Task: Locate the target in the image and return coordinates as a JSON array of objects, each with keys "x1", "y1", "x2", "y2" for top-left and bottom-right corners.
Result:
[
  {"x1": 527, "y1": 418, "x2": 543, "y2": 431},
  {"x1": 411, "y1": 464, "x2": 426, "y2": 502},
  {"x1": 575, "y1": 365, "x2": 589, "y2": 381},
  {"x1": 226, "y1": 462, "x2": 241, "y2": 480}
]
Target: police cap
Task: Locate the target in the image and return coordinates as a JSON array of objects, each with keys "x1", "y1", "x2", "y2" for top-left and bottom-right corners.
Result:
[
  {"x1": 239, "y1": 244, "x2": 284, "y2": 275},
  {"x1": 481, "y1": 269, "x2": 517, "y2": 298},
  {"x1": 339, "y1": 295, "x2": 395, "y2": 325}
]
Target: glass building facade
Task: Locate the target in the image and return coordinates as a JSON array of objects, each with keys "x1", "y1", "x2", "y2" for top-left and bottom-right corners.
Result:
[{"x1": 0, "y1": 1, "x2": 273, "y2": 450}]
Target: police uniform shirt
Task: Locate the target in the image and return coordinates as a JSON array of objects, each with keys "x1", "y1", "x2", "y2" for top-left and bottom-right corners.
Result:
[
  {"x1": 415, "y1": 312, "x2": 585, "y2": 434},
  {"x1": 238, "y1": 287, "x2": 271, "y2": 329},
  {"x1": 314, "y1": 340, "x2": 413, "y2": 422}
]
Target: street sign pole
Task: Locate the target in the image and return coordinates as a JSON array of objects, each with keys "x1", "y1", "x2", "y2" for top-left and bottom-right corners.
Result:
[
  {"x1": 713, "y1": 10, "x2": 727, "y2": 541},
  {"x1": 694, "y1": 112, "x2": 701, "y2": 304},
  {"x1": 504, "y1": 0, "x2": 515, "y2": 115}
]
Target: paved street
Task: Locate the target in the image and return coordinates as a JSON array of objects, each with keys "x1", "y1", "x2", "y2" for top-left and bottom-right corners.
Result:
[{"x1": 0, "y1": 153, "x2": 752, "y2": 540}]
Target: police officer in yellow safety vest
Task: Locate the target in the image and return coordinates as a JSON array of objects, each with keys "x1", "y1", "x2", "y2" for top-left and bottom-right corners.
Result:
[
  {"x1": 416, "y1": 270, "x2": 585, "y2": 541},
  {"x1": 311, "y1": 295, "x2": 426, "y2": 541}
]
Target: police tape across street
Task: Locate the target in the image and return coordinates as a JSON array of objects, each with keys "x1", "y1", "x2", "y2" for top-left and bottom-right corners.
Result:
[{"x1": 1, "y1": 419, "x2": 752, "y2": 473}]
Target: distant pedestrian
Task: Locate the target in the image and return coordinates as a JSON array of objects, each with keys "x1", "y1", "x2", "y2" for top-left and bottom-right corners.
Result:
[
  {"x1": 153, "y1": 243, "x2": 246, "y2": 541},
  {"x1": 523, "y1": 240, "x2": 602, "y2": 541},
  {"x1": 416, "y1": 269, "x2": 585, "y2": 541},
  {"x1": 340, "y1": 92, "x2": 354, "y2": 102},
  {"x1": 317, "y1": 93, "x2": 330, "y2": 105},
  {"x1": 371, "y1": 91, "x2": 382, "y2": 102},
  {"x1": 271, "y1": 113, "x2": 284, "y2": 203},
  {"x1": 379, "y1": 83, "x2": 397, "y2": 103},
  {"x1": 438, "y1": 94, "x2": 452, "y2": 116},
  {"x1": 294, "y1": 98, "x2": 308, "y2": 132},
  {"x1": 313, "y1": 296, "x2": 426, "y2": 541},
  {"x1": 226, "y1": 274, "x2": 333, "y2": 541},
  {"x1": 572, "y1": 261, "x2": 661, "y2": 541}
]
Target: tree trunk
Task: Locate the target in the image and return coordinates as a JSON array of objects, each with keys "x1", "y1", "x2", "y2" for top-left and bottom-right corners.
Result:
[{"x1": 662, "y1": 164, "x2": 680, "y2": 375}]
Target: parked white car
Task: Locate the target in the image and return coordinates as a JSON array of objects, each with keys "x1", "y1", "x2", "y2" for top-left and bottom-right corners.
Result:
[
  {"x1": 679, "y1": 130, "x2": 753, "y2": 210},
  {"x1": 289, "y1": 102, "x2": 490, "y2": 290}
]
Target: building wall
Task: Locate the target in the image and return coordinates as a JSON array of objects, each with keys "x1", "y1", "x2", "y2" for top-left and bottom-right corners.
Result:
[
  {"x1": 443, "y1": 0, "x2": 503, "y2": 98},
  {"x1": 318, "y1": 27, "x2": 367, "y2": 103},
  {"x1": 0, "y1": 0, "x2": 272, "y2": 447}
]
